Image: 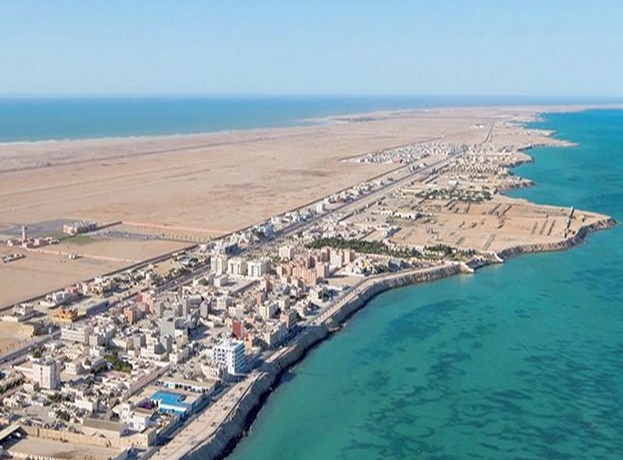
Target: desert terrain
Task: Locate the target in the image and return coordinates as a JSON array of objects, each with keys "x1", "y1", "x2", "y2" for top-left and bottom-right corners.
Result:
[
  {"x1": 0, "y1": 105, "x2": 610, "y2": 309},
  {"x1": 0, "y1": 106, "x2": 581, "y2": 233}
]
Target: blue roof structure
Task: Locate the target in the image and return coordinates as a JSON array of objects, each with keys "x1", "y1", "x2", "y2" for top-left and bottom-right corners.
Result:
[{"x1": 151, "y1": 390, "x2": 191, "y2": 415}]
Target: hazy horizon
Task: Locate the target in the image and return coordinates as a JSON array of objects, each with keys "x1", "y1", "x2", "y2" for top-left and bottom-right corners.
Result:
[
  {"x1": 2, "y1": 1, "x2": 622, "y2": 97},
  {"x1": 2, "y1": 94, "x2": 623, "y2": 101}
]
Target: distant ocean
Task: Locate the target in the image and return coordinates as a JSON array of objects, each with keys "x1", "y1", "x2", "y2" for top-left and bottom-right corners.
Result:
[
  {"x1": 227, "y1": 109, "x2": 623, "y2": 460},
  {"x1": 0, "y1": 95, "x2": 620, "y2": 143}
]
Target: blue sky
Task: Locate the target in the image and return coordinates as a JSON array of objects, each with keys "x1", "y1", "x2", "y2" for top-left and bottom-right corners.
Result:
[{"x1": 1, "y1": 1, "x2": 622, "y2": 96}]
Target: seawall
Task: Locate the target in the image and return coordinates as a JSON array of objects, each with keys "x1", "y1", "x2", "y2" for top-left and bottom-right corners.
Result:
[
  {"x1": 496, "y1": 218, "x2": 616, "y2": 261},
  {"x1": 180, "y1": 263, "x2": 462, "y2": 460}
]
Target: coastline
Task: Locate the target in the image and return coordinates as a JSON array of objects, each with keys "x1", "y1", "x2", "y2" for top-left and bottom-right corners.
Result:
[
  {"x1": 152, "y1": 221, "x2": 615, "y2": 460},
  {"x1": 2, "y1": 102, "x2": 622, "y2": 149},
  {"x1": 1, "y1": 103, "x2": 619, "y2": 459},
  {"x1": 152, "y1": 264, "x2": 463, "y2": 460},
  {"x1": 146, "y1": 107, "x2": 618, "y2": 460},
  {"x1": 496, "y1": 218, "x2": 617, "y2": 260}
]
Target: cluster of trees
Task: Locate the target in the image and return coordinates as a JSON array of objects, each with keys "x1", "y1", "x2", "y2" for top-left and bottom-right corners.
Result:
[
  {"x1": 424, "y1": 244, "x2": 455, "y2": 257},
  {"x1": 106, "y1": 349, "x2": 133, "y2": 373},
  {"x1": 90, "y1": 348, "x2": 133, "y2": 374},
  {"x1": 306, "y1": 237, "x2": 465, "y2": 263},
  {"x1": 31, "y1": 347, "x2": 43, "y2": 359},
  {"x1": 307, "y1": 237, "x2": 421, "y2": 258},
  {"x1": 372, "y1": 264, "x2": 392, "y2": 274},
  {"x1": 55, "y1": 409, "x2": 71, "y2": 422},
  {"x1": 416, "y1": 188, "x2": 492, "y2": 202},
  {"x1": 47, "y1": 392, "x2": 72, "y2": 404}
]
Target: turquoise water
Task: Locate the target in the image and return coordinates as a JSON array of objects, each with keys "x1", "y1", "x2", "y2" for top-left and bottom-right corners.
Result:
[
  {"x1": 228, "y1": 109, "x2": 623, "y2": 460},
  {"x1": 0, "y1": 96, "x2": 619, "y2": 143}
]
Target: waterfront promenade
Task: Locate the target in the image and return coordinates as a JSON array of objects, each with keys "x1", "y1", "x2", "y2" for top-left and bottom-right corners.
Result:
[
  {"x1": 148, "y1": 373, "x2": 261, "y2": 460},
  {"x1": 149, "y1": 263, "x2": 463, "y2": 460}
]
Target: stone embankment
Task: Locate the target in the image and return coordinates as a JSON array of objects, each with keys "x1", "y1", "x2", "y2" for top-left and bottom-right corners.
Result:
[
  {"x1": 322, "y1": 264, "x2": 462, "y2": 328},
  {"x1": 496, "y1": 218, "x2": 616, "y2": 261},
  {"x1": 180, "y1": 263, "x2": 462, "y2": 460}
]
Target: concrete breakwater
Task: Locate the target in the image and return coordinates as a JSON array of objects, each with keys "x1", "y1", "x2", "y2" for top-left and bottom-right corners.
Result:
[
  {"x1": 180, "y1": 264, "x2": 462, "y2": 460},
  {"x1": 496, "y1": 217, "x2": 616, "y2": 261}
]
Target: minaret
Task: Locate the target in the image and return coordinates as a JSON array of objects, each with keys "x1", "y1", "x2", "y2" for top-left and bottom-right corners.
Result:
[{"x1": 21, "y1": 225, "x2": 28, "y2": 243}]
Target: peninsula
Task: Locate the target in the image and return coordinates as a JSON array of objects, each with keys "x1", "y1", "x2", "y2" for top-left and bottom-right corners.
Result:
[{"x1": 0, "y1": 105, "x2": 615, "y2": 460}]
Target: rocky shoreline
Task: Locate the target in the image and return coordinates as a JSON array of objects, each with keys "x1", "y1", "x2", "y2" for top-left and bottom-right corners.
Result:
[
  {"x1": 496, "y1": 218, "x2": 616, "y2": 261},
  {"x1": 176, "y1": 217, "x2": 616, "y2": 460},
  {"x1": 150, "y1": 121, "x2": 620, "y2": 460},
  {"x1": 181, "y1": 264, "x2": 462, "y2": 460}
]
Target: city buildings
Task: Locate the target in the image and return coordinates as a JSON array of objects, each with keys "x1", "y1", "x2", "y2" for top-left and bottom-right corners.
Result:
[{"x1": 227, "y1": 257, "x2": 246, "y2": 276}]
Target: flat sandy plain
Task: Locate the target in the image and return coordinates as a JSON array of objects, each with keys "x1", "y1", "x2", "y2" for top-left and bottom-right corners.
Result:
[
  {"x1": 0, "y1": 107, "x2": 501, "y2": 232},
  {"x1": 0, "y1": 105, "x2": 613, "y2": 309},
  {"x1": 0, "y1": 239, "x2": 189, "y2": 309},
  {"x1": 387, "y1": 196, "x2": 606, "y2": 253}
]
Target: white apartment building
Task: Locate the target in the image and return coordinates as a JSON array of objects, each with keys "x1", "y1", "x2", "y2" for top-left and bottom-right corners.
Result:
[
  {"x1": 32, "y1": 359, "x2": 61, "y2": 390},
  {"x1": 278, "y1": 245, "x2": 295, "y2": 260},
  {"x1": 258, "y1": 303, "x2": 277, "y2": 320},
  {"x1": 227, "y1": 257, "x2": 247, "y2": 276},
  {"x1": 214, "y1": 255, "x2": 228, "y2": 275},
  {"x1": 212, "y1": 339, "x2": 246, "y2": 376},
  {"x1": 61, "y1": 324, "x2": 92, "y2": 344},
  {"x1": 64, "y1": 358, "x2": 85, "y2": 376},
  {"x1": 330, "y1": 250, "x2": 344, "y2": 268},
  {"x1": 247, "y1": 258, "x2": 270, "y2": 278}
]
